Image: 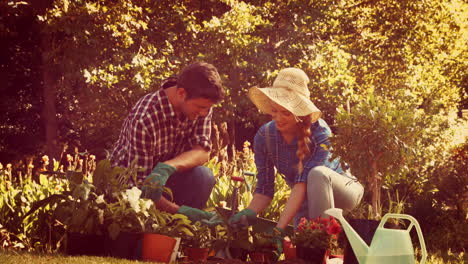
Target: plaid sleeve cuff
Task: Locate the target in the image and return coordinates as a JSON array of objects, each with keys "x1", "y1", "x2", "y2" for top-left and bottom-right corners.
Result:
[
  {"x1": 189, "y1": 111, "x2": 212, "y2": 151},
  {"x1": 193, "y1": 135, "x2": 212, "y2": 151}
]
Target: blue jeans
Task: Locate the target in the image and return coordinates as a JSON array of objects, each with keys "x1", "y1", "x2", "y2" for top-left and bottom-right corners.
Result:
[
  {"x1": 163, "y1": 166, "x2": 215, "y2": 209},
  {"x1": 293, "y1": 166, "x2": 364, "y2": 228}
]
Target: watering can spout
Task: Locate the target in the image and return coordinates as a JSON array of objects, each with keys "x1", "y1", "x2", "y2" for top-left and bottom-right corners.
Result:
[{"x1": 325, "y1": 208, "x2": 370, "y2": 260}]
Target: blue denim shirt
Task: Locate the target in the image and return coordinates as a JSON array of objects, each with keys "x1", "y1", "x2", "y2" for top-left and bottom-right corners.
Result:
[{"x1": 254, "y1": 119, "x2": 344, "y2": 198}]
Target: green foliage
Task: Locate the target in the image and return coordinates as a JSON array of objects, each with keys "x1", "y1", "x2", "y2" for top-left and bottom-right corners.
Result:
[
  {"x1": 144, "y1": 209, "x2": 193, "y2": 238},
  {"x1": 207, "y1": 142, "x2": 290, "y2": 222},
  {"x1": 0, "y1": 165, "x2": 69, "y2": 251},
  {"x1": 430, "y1": 143, "x2": 468, "y2": 213},
  {"x1": 105, "y1": 187, "x2": 147, "y2": 239},
  {"x1": 92, "y1": 159, "x2": 140, "y2": 198},
  {"x1": 182, "y1": 221, "x2": 214, "y2": 249},
  {"x1": 1, "y1": 0, "x2": 467, "y2": 256},
  {"x1": 331, "y1": 93, "x2": 425, "y2": 218},
  {"x1": 250, "y1": 231, "x2": 276, "y2": 253},
  {"x1": 407, "y1": 195, "x2": 467, "y2": 253}
]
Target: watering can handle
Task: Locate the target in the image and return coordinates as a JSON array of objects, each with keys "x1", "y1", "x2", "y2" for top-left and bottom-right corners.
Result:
[{"x1": 380, "y1": 214, "x2": 427, "y2": 264}]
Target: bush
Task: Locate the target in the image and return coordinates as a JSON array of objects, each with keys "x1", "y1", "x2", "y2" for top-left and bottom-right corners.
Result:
[{"x1": 407, "y1": 194, "x2": 467, "y2": 252}]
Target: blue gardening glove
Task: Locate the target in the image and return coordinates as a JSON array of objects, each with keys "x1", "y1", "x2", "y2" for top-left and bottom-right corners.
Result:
[
  {"x1": 177, "y1": 205, "x2": 215, "y2": 223},
  {"x1": 141, "y1": 162, "x2": 176, "y2": 201},
  {"x1": 228, "y1": 208, "x2": 257, "y2": 231},
  {"x1": 271, "y1": 226, "x2": 286, "y2": 256}
]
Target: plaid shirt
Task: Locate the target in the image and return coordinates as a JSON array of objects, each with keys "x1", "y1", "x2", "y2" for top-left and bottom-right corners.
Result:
[
  {"x1": 110, "y1": 88, "x2": 212, "y2": 181},
  {"x1": 253, "y1": 119, "x2": 344, "y2": 198}
]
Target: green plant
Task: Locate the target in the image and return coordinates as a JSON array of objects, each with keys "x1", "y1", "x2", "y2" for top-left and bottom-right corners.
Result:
[
  {"x1": 207, "y1": 141, "x2": 290, "y2": 223},
  {"x1": 183, "y1": 222, "x2": 214, "y2": 249},
  {"x1": 292, "y1": 217, "x2": 342, "y2": 250},
  {"x1": 57, "y1": 181, "x2": 107, "y2": 235},
  {"x1": 92, "y1": 159, "x2": 139, "y2": 199},
  {"x1": 250, "y1": 231, "x2": 276, "y2": 253},
  {"x1": 105, "y1": 187, "x2": 153, "y2": 240},
  {"x1": 331, "y1": 94, "x2": 424, "y2": 219},
  {"x1": 1, "y1": 163, "x2": 69, "y2": 252},
  {"x1": 144, "y1": 207, "x2": 193, "y2": 238}
]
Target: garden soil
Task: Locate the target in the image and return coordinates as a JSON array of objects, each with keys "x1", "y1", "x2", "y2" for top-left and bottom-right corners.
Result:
[{"x1": 181, "y1": 259, "x2": 308, "y2": 264}]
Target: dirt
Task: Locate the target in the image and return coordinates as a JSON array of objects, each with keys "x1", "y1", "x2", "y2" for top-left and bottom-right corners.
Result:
[{"x1": 180, "y1": 258, "x2": 308, "y2": 264}]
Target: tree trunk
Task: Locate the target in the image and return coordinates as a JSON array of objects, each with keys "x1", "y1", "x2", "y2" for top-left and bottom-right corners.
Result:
[
  {"x1": 41, "y1": 33, "x2": 60, "y2": 168},
  {"x1": 370, "y1": 159, "x2": 382, "y2": 219}
]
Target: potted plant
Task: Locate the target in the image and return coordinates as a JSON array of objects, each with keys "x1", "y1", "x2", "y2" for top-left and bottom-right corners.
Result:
[
  {"x1": 291, "y1": 217, "x2": 342, "y2": 264},
  {"x1": 248, "y1": 231, "x2": 278, "y2": 264},
  {"x1": 33, "y1": 180, "x2": 108, "y2": 256},
  {"x1": 330, "y1": 97, "x2": 423, "y2": 264},
  {"x1": 105, "y1": 187, "x2": 154, "y2": 260},
  {"x1": 182, "y1": 221, "x2": 216, "y2": 261},
  {"x1": 142, "y1": 206, "x2": 193, "y2": 263}
]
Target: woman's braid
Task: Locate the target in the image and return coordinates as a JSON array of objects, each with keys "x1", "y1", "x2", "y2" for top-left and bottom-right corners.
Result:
[{"x1": 296, "y1": 115, "x2": 313, "y2": 174}]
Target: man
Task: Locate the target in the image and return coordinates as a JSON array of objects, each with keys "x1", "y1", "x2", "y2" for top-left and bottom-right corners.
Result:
[{"x1": 110, "y1": 62, "x2": 224, "y2": 222}]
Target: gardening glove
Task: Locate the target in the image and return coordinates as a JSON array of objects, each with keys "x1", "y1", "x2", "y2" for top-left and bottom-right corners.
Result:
[
  {"x1": 141, "y1": 162, "x2": 176, "y2": 201},
  {"x1": 228, "y1": 208, "x2": 257, "y2": 231},
  {"x1": 200, "y1": 213, "x2": 224, "y2": 227},
  {"x1": 177, "y1": 205, "x2": 215, "y2": 223},
  {"x1": 271, "y1": 226, "x2": 286, "y2": 256}
]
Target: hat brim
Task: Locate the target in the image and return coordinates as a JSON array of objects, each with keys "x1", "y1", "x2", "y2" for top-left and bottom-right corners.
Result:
[{"x1": 248, "y1": 86, "x2": 321, "y2": 121}]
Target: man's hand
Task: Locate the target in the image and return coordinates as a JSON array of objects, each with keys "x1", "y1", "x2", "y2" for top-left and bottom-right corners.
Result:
[
  {"x1": 141, "y1": 162, "x2": 176, "y2": 201},
  {"x1": 228, "y1": 208, "x2": 257, "y2": 231},
  {"x1": 177, "y1": 205, "x2": 215, "y2": 223}
]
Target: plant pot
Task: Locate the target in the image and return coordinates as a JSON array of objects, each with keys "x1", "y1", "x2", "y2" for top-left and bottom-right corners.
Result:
[
  {"x1": 249, "y1": 251, "x2": 274, "y2": 263},
  {"x1": 66, "y1": 232, "x2": 107, "y2": 256},
  {"x1": 141, "y1": 233, "x2": 178, "y2": 263},
  {"x1": 107, "y1": 232, "x2": 142, "y2": 260},
  {"x1": 296, "y1": 246, "x2": 327, "y2": 264},
  {"x1": 343, "y1": 219, "x2": 379, "y2": 264},
  {"x1": 283, "y1": 240, "x2": 297, "y2": 260},
  {"x1": 228, "y1": 247, "x2": 249, "y2": 261},
  {"x1": 185, "y1": 247, "x2": 210, "y2": 261}
]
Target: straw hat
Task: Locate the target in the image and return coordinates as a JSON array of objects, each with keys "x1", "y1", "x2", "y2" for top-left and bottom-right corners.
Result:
[{"x1": 248, "y1": 68, "x2": 321, "y2": 121}]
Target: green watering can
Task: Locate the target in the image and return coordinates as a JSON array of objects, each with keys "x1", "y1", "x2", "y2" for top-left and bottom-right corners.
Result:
[{"x1": 325, "y1": 208, "x2": 427, "y2": 264}]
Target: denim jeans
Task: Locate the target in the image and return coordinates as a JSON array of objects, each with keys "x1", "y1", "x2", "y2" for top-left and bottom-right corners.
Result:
[
  {"x1": 163, "y1": 166, "x2": 215, "y2": 209},
  {"x1": 293, "y1": 166, "x2": 364, "y2": 228}
]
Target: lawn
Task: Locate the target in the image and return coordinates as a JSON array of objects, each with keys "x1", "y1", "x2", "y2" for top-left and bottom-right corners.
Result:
[{"x1": 0, "y1": 250, "x2": 465, "y2": 264}]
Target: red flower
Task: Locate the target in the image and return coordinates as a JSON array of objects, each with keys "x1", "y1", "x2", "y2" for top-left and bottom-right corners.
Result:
[
  {"x1": 292, "y1": 216, "x2": 341, "y2": 249},
  {"x1": 326, "y1": 218, "x2": 342, "y2": 235}
]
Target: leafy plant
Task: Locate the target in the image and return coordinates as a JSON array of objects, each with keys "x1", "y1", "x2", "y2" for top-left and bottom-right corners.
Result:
[
  {"x1": 331, "y1": 94, "x2": 424, "y2": 219},
  {"x1": 250, "y1": 231, "x2": 276, "y2": 253},
  {"x1": 105, "y1": 187, "x2": 152, "y2": 240},
  {"x1": 92, "y1": 159, "x2": 139, "y2": 199},
  {"x1": 1, "y1": 163, "x2": 69, "y2": 252},
  {"x1": 51, "y1": 181, "x2": 107, "y2": 236},
  {"x1": 183, "y1": 222, "x2": 214, "y2": 249},
  {"x1": 144, "y1": 208, "x2": 193, "y2": 238}
]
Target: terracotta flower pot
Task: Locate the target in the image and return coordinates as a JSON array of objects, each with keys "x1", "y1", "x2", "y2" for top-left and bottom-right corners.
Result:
[
  {"x1": 283, "y1": 240, "x2": 297, "y2": 260},
  {"x1": 185, "y1": 247, "x2": 210, "y2": 261},
  {"x1": 141, "y1": 233, "x2": 177, "y2": 263}
]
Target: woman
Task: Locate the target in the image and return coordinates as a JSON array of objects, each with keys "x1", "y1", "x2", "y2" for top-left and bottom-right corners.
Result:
[{"x1": 228, "y1": 68, "x2": 364, "y2": 245}]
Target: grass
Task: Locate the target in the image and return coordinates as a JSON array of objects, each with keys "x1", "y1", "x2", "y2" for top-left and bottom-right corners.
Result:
[
  {"x1": 0, "y1": 250, "x2": 466, "y2": 264},
  {"x1": 0, "y1": 251, "x2": 150, "y2": 264}
]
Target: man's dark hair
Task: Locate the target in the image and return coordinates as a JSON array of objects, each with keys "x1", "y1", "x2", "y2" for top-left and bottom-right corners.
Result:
[{"x1": 177, "y1": 62, "x2": 224, "y2": 103}]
